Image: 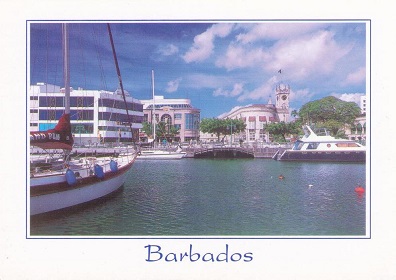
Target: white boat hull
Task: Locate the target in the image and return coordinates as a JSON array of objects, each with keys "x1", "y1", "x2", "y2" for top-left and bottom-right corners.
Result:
[
  {"x1": 30, "y1": 153, "x2": 136, "y2": 216},
  {"x1": 137, "y1": 150, "x2": 186, "y2": 160},
  {"x1": 30, "y1": 171, "x2": 127, "y2": 215}
]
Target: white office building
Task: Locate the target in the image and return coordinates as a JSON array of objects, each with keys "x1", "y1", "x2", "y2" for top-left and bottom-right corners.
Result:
[{"x1": 29, "y1": 83, "x2": 144, "y2": 145}]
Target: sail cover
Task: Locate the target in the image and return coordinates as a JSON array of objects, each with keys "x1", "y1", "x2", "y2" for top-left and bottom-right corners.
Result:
[{"x1": 30, "y1": 113, "x2": 74, "y2": 150}]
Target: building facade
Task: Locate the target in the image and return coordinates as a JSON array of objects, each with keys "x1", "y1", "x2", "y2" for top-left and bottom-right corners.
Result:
[
  {"x1": 345, "y1": 95, "x2": 367, "y2": 143},
  {"x1": 140, "y1": 95, "x2": 200, "y2": 143},
  {"x1": 219, "y1": 84, "x2": 291, "y2": 143},
  {"x1": 29, "y1": 83, "x2": 144, "y2": 145}
]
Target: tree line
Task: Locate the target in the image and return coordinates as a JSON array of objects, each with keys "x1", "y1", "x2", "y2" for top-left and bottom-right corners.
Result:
[{"x1": 141, "y1": 96, "x2": 362, "y2": 143}]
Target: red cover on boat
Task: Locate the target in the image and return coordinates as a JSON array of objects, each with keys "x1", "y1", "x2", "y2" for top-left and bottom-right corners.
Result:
[{"x1": 30, "y1": 113, "x2": 74, "y2": 150}]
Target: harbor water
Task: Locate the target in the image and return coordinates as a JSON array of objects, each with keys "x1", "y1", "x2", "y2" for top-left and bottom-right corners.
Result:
[{"x1": 30, "y1": 158, "x2": 367, "y2": 237}]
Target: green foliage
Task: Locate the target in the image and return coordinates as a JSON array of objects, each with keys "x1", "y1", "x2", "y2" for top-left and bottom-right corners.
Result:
[
  {"x1": 142, "y1": 121, "x2": 180, "y2": 142},
  {"x1": 200, "y1": 118, "x2": 246, "y2": 141},
  {"x1": 298, "y1": 96, "x2": 361, "y2": 135},
  {"x1": 156, "y1": 121, "x2": 180, "y2": 142},
  {"x1": 265, "y1": 122, "x2": 301, "y2": 142},
  {"x1": 142, "y1": 122, "x2": 153, "y2": 137}
]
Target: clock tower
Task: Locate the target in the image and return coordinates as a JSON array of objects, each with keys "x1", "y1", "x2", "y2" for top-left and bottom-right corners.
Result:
[{"x1": 275, "y1": 84, "x2": 290, "y2": 122}]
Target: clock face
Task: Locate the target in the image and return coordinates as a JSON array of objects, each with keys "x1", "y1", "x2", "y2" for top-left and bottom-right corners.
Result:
[{"x1": 281, "y1": 95, "x2": 287, "y2": 100}]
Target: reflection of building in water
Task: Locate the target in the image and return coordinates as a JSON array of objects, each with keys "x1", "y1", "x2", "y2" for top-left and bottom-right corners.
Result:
[
  {"x1": 140, "y1": 95, "x2": 201, "y2": 142},
  {"x1": 218, "y1": 84, "x2": 291, "y2": 143},
  {"x1": 29, "y1": 83, "x2": 144, "y2": 144}
]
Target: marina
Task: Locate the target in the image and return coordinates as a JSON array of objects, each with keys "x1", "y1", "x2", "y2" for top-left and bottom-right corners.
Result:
[{"x1": 30, "y1": 158, "x2": 366, "y2": 237}]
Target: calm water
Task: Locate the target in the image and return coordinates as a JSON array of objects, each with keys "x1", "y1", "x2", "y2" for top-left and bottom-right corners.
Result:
[{"x1": 30, "y1": 159, "x2": 367, "y2": 237}]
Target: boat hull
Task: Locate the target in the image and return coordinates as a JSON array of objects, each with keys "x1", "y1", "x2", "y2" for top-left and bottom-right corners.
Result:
[
  {"x1": 137, "y1": 151, "x2": 186, "y2": 160},
  {"x1": 30, "y1": 156, "x2": 136, "y2": 216},
  {"x1": 277, "y1": 150, "x2": 366, "y2": 162}
]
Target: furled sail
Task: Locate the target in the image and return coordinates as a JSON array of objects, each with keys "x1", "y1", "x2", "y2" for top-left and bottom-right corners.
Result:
[{"x1": 30, "y1": 113, "x2": 74, "y2": 150}]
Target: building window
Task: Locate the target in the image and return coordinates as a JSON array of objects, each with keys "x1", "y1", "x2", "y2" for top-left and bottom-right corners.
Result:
[
  {"x1": 39, "y1": 123, "x2": 56, "y2": 131},
  {"x1": 174, "y1": 113, "x2": 182, "y2": 120},
  {"x1": 248, "y1": 121, "x2": 256, "y2": 130},
  {"x1": 161, "y1": 114, "x2": 172, "y2": 125},
  {"x1": 30, "y1": 109, "x2": 38, "y2": 113},
  {"x1": 259, "y1": 129, "x2": 266, "y2": 141},
  {"x1": 71, "y1": 123, "x2": 94, "y2": 134},
  {"x1": 99, "y1": 98, "x2": 143, "y2": 112},
  {"x1": 249, "y1": 130, "x2": 255, "y2": 141},
  {"x1": 185, "y1": 113, "x2": 200, "y2": 130}
]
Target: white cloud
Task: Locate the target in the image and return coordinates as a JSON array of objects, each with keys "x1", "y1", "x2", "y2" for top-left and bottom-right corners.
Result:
[
  {"x1": 215, "y1": 45, "x2": 270, "y2": 70},
  {"x1": 289, "y1": 88, "x2": 313, "y2": 103},
  {"x1": 158, "y1": 44, "x2": 179, "y2": 56},
  {"x1": 214, "y1": 27, "x2": 353, "y2": 80},
  {"x1": 236, "y1": 22, "x2": 325, "y2": 44},
  {"x1": 166, "y1": 78, "x2": 182, "y2": 93},
  {"x1": 237, "y1": 76, "x2": 278, "y2": 102},
  {"x1": 182, "y1": 23, "x2": 234, "y2": 63},
  {"x1": 213, "y1": 83, "x2": 245, "y2": 97},
  {"x1": 343, "y1": 67, "x2": 365, "y2": 85},
  {"x1": 331, "y1": 92, "x2": 364, "y2": 104},
  {"x1": 267, "y1": 30, "x2": 353, "y2": 80}
]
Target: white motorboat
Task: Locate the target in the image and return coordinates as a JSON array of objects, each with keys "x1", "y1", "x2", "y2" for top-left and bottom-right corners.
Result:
[{"x1": 275, "y1": 125, "x2": 366, "y2": 162}]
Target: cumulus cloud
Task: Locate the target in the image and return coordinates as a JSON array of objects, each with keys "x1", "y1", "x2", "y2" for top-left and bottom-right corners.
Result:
[
  {"x1": 214, "y1": 27, "x2": 353, "y2": 81},
  {"x1": 158, "y1": 44, "x2": 179, "y2": 56},
  {"x1": 213, "y1": 83, "x2": 245, "y2": 97},
  {"x1": 215, "y1": 45, "x2": 270, "y2": 70},
  {"x1": 235, "y1": 22, "x2": 325, "y2": 44},
  {"x1": 166, "y1": 78, "x2": 182, "y2": 93},
  {"x1": 331, "y1": 92, "x2": 364, "y2": 104},
  {"x1": 182, "y1": 23, "x2": 234, "y2": 63},
  {"x1": 237, "y1": 76, "x2": 278, "y2": 102},
  {"x1": 266, "y1": 30, "x2": 353, "y2": 79},
  {"x1": 289, "y1": 88, "x2": 313, "y2": 103},
  {"x1": 343, "y1": 67, "x2": 365, "y2": 85}
]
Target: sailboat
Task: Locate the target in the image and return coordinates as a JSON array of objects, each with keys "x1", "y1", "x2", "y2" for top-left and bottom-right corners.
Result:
[
  {"x1": 137, "y1": 70, "x2": 186, "y2": 160},
  {"x1": 29, "y1": 23, "x2": 138, "y2": 216}
]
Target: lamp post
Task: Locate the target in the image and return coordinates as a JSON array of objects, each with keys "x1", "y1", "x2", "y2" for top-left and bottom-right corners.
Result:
[{"x1": 227, "y1": 119, "x2": 236, "y2": 147}]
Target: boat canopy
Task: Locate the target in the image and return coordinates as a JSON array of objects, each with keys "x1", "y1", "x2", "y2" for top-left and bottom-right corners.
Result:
[{"x1": 30, "y1": 113, "x2": 74, "y2": 150}]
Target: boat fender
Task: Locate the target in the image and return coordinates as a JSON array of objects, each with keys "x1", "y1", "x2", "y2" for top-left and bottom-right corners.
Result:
[
  {"x1": 94, "y1": 164, "x2": 105, "y2": 179},
  {"x1": 355, "y1": 186, "x2": 365, "y2": 194},
  {"x1": 110, "y1": 160, "x2": 118, "y2": 172},
  {"x1": 65, "y1": 168, "x2": 77, "y2": 186}
]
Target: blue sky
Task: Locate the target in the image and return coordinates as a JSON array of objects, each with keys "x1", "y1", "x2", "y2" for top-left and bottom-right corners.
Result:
[{"x1": 29, "y1": 21, "x2": 367, "y2": 118}]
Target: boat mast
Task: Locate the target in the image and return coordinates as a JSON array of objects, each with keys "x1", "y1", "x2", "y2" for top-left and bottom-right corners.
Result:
[
  {"x1": 62, "y1": 23, "x2": 70, "y2": 114},
  {"x1": 107, "y1": 23, "x2": 134, "y2": 143},
  {"x1": 152, "y1": 69, "x2": 156, "y2": 143}
]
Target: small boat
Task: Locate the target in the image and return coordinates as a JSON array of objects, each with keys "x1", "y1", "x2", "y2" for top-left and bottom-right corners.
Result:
[
  {"x1": 137, "y1": 146, "x2": 186, "y2": 160},
  {"x1": 137, "y1": 70, "x2": 186, "y2": 160},
  {"x1": 30, "y1": 23, "x2": 137, "y2": 216},
  {"x1": 275, "y1": 125, "x2": 366, "y2": 162}
]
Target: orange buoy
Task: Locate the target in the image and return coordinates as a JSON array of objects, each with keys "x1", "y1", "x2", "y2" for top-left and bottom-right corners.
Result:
[
  {"x1": 355, "y1": 186, "x2": 365, "y2": 194},
  {"x1": 278, "y1": 175, "x2": 284, "y2": 180}
]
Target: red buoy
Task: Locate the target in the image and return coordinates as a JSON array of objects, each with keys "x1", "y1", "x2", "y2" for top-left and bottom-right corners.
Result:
[{"x1": 355, "y1": 186, "x2": 365, "y2": 194}]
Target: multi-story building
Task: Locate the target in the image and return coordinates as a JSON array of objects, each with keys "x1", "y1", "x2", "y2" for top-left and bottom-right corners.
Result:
[
  {"x1": 29, "y1": 83, "x2": 144, "y2": 145},
  {"x1": 218, "y1": 84, "x2": 291, "y2": 143},
  {"x1": 140, "y1": 95, "x2": 200, "y2": 143},
  {"x1": 345, "y1": 95, "x2": 367, "y2": 143},
  {"x1": 360, "y1": 95, "x2": 366, "y2": 114}
]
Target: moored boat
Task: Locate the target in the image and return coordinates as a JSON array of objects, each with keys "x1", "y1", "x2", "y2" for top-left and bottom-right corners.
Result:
[
  {"x1": 29, "y1": 23, "x2": 137, "y2": 216},
  {"x1": 275, "y1": 125, "x2": 366, "y2": 162},
  {"x1": 137, "y1": 146, "x2": 186, "y2": 160}
]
